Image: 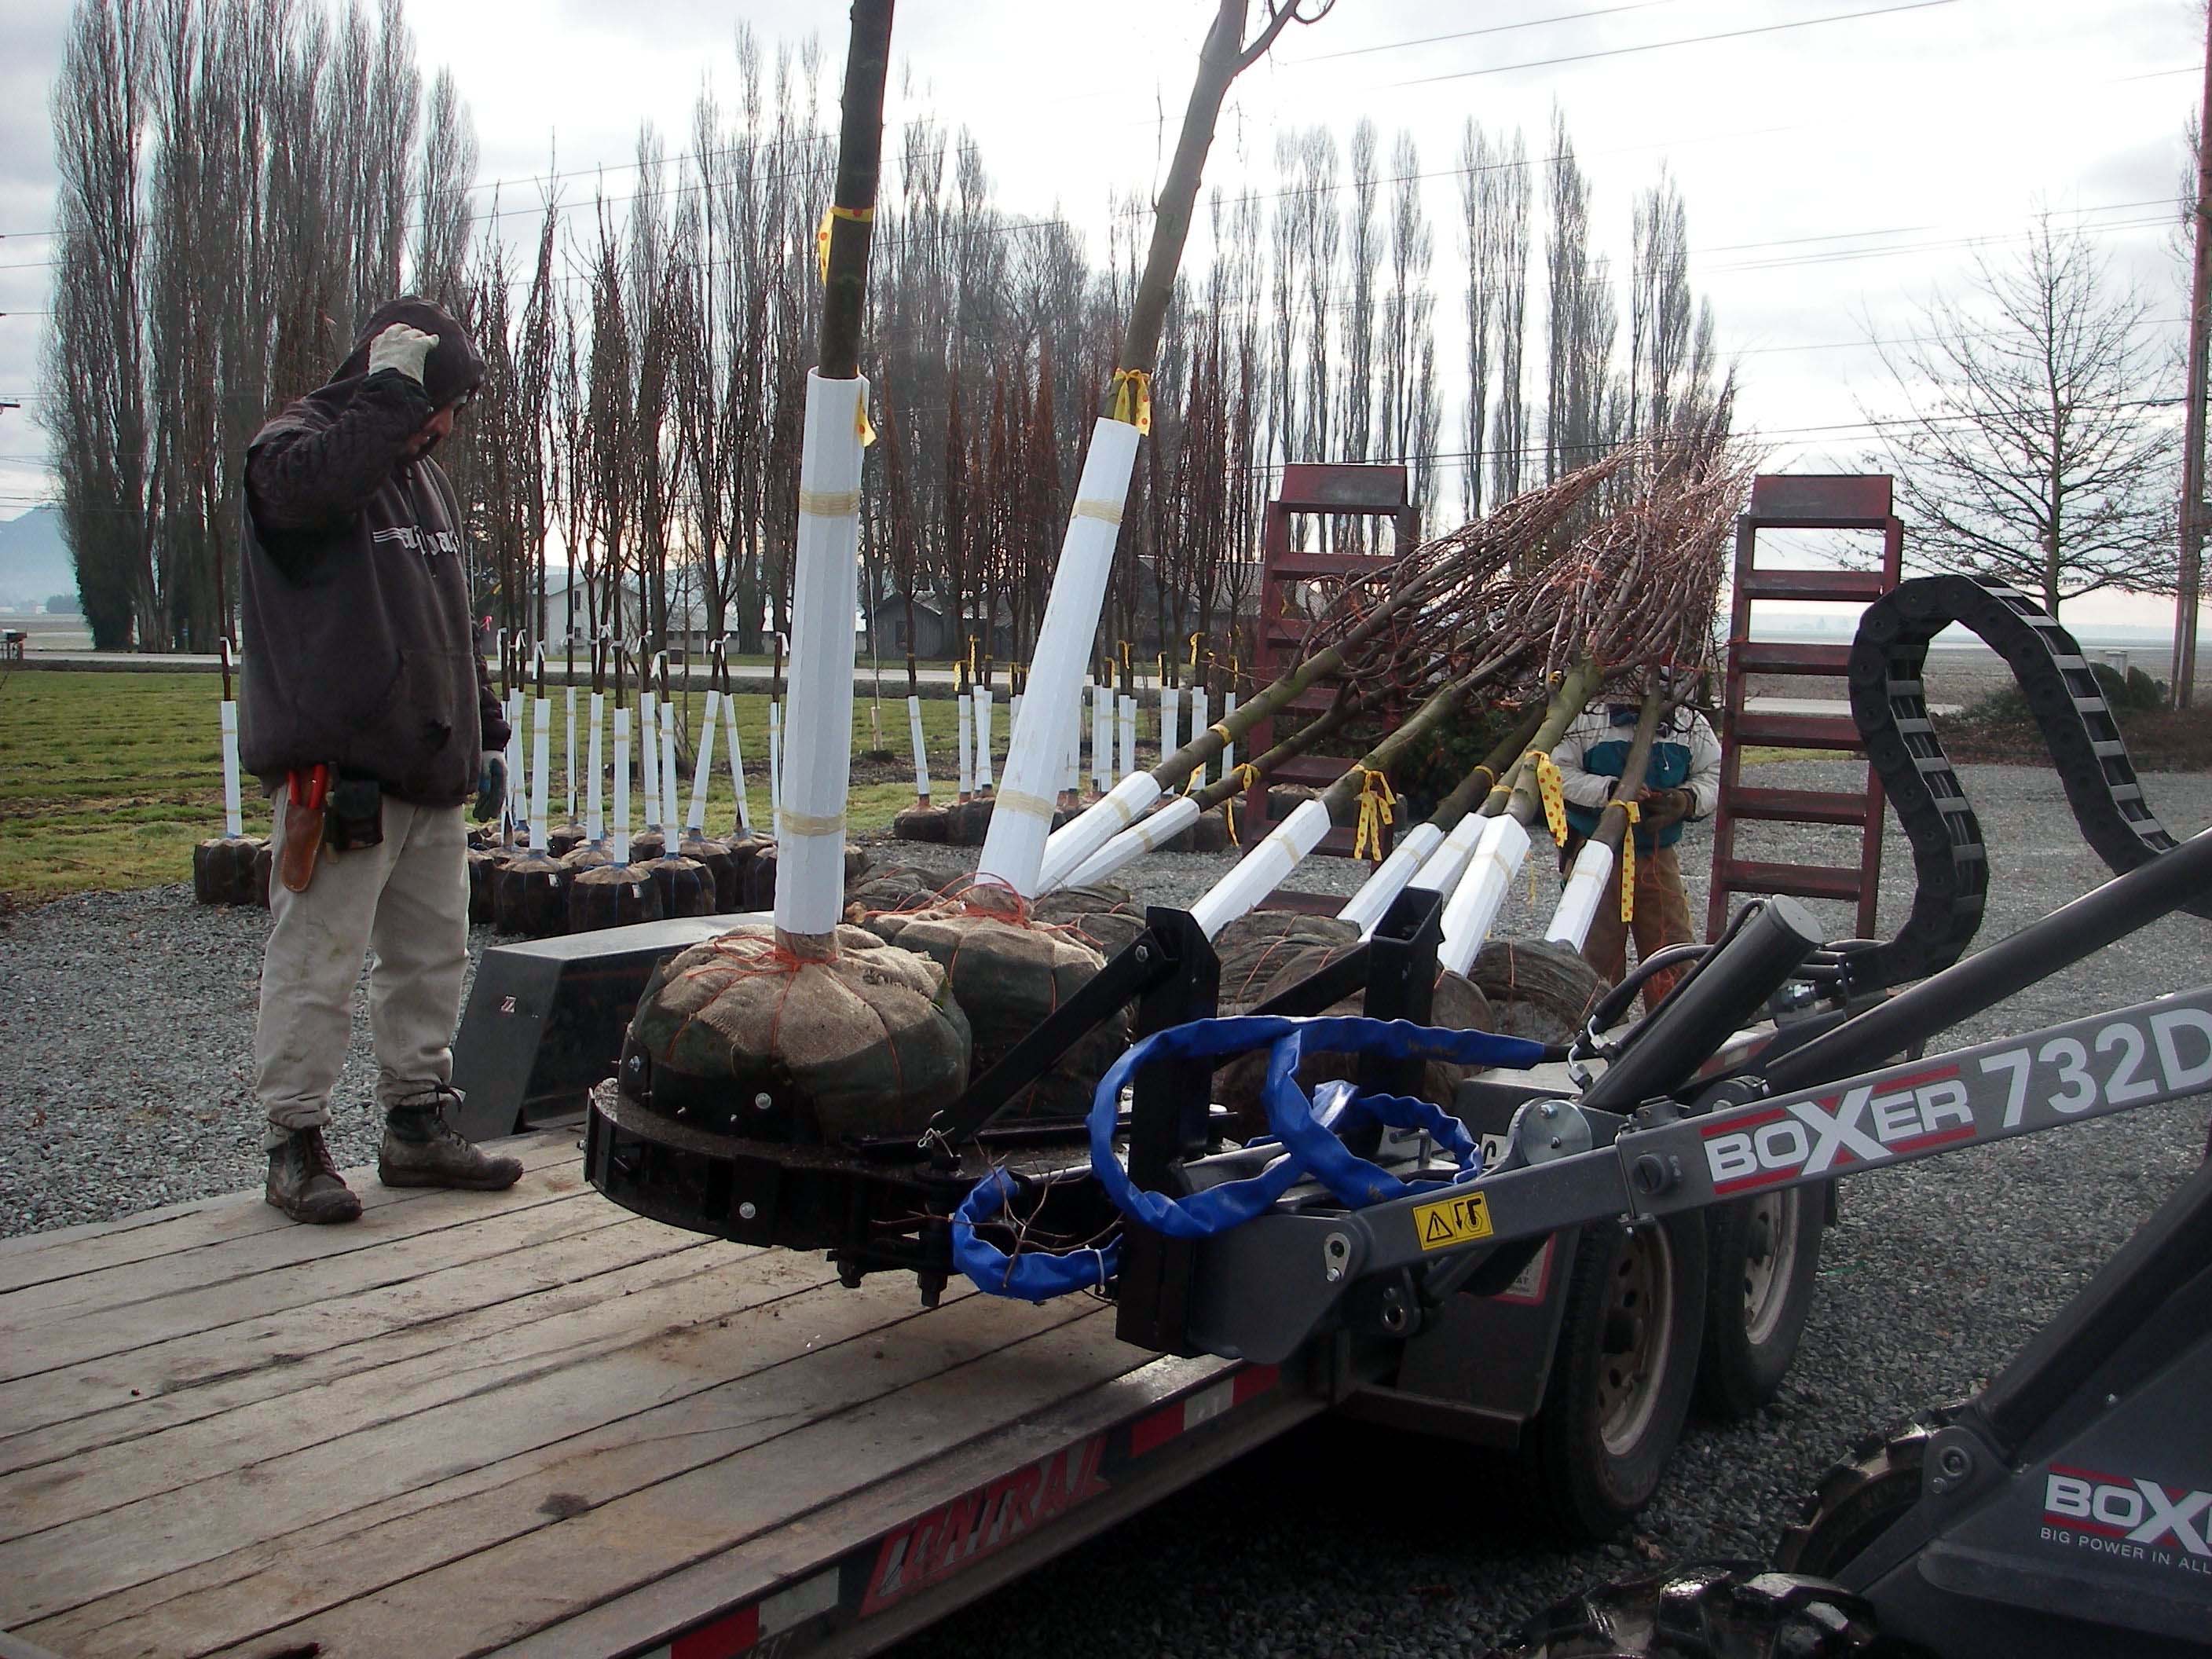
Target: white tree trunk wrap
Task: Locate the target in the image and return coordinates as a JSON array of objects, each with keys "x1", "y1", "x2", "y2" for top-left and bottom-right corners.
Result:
[
  {"x1": 773, "y1": 368, "x2": 870, "y2": 938},
  {"x1": 1188, "y1": 797, "x2": 1333, "y2": 940},
  {"x1": 974, "y1": 687, "x2": 994, "y2": 790},
  {"x1": 659, "y1": 697, "x2": 680, "y2": 832},
  {"x1": 639, "y1": 692, "x2": 660, "y2": 830},
  {"x1": 1187, "y1": 688, "x2": 1209, "y2": 787},
  {"x1": 975, "y1": 419, "x2": 1140, "y2": 895},
  {"x1": 1544, "y1": 837, "x2": 1615, "y2": 950},
  {"x1": 687, "y1": 688, "x2": 720, "y2": 834},
  {"x1": 218, "y1": 700, "x2": 242, "y2": 837},
  {"x1": 1060, "y1": 793, "x2": 1200, "y2": 891},
  {"x1": 1408, "y1": 809, "x2": 1492, "y2": 896},
  {"x1": 529, "y1": 696, "x2": 551, "y2": 852},
  {"x1": 907, "y1": 694, "x2": 931, "y2": 801},
  {"x1": 504, "y1": 691, "x2": 523, "y2": 842},
  {"x1": 1438, "y1": 815, "x2": 1533, "y2": 976},
  {"x1": 1159, "y1": 685, "x2": 1180, "y2": 773},
  {"x1": 1222, "y1": 690, "x2": 1237, "y2": 774},
  {"x1": 585, "y1": 692, "x2": 606, "y2": 841},
  {"x1": 767, "y1": 704, "x2": 782, "y2": 818},
  {"x1": 1038, "y1": 769, "x2": 1164, "y2": 894},
  {"x1": 956, "y1": 690, "x2": 973, "y2": 796},
  {"x1": 720, "y1": 692, "x2": 753, "y2": 833},
  {"x1": 564, "y1": 686, "x2": 577, "y2": 820},
  {"x1": 1092, "y1": 680, "x2": 1111, "y2": 793},
  {"x1": 1118, "y1": 694, "x2": 1137, "y2": 782},
  {"x1": 1336, "y1": 820, "x2": 1445, "y2": 935},
  {"x1": 612, "y1": 706, "x2": 632, "y2": 865}
]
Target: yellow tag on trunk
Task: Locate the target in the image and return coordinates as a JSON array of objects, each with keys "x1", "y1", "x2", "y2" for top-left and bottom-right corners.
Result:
[
  {"x1": 1618, "y1": 799, "x2": 1640, "y2": 922},
  {"x1": 1529, "y1": 750, "x2": 1569, "y2": 846}
]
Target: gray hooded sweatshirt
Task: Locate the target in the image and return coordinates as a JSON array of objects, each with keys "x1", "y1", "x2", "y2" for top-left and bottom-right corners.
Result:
[{"x1": 237, "y1": 296, "x2": 507, "y2": 806}]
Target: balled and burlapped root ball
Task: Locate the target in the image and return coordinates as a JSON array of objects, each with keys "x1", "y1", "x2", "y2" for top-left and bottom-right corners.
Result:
[
  {"x1": 1210, "y1": 911, "x2": 1497, "y2": 1140},
  {"x1": 549, "y1": 824, "x2": 587, "y2": 858},
  {"x1": 567, "y1": 859, "x2": 668, "y2": 932},
  {"x1": 941, "y1": 798, "x2": 994, "y2": 847},
  {"x1": 628, "y1": 922, "x2": 971, "y2": 1143},
  {"x1": 892, "y1": 804, "x2": 951, "y2": 843},
  {"x1": 844, "y1": 864, "x2": 950, "y2": 927},
  {"x1": 192, "y1": 836, "x2": 263, "y2": 906},
  {"x1": 1028, "y1": 881, "x2": 1146, "y2": 959},
  {"x1": 493, "y1": 851, "x2": 570, "y2": 937},
  {"x1": 866, "y1": 880, "x2": 1125, "y2": 1122},
  {"x1": 465, "y1": 846, "x2": 505, "y2": 924},
  {"x1": 676, "y1": 833, "x2": 739, "y2": 911},
  {"x1": 1468, "y1": 937, "x2": 1606, "y2": 1045},
  {"x1": 642, "y1": 854, "x2": 715, "y2": 918}
]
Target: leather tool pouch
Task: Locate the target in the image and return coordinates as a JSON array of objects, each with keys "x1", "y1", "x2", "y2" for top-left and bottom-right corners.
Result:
[
  {"x1": 324, "y1": 776, "x2": 385, "y2": 853},
  {"x1": 278, "y1": 765, "x2": 328, "y2": 894}
]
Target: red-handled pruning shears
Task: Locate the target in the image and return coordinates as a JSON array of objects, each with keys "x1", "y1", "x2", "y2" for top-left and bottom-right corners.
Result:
[{"x1": 288, "y1": 763, "x2": 331, "y2": 812}]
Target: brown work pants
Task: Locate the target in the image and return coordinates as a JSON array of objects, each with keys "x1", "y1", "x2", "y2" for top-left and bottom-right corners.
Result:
[
  {"x1": 253, "y1": 793, "x2": 470, "y2": 1149},
  {"x1": 1578, "y1": 839, "x2": 1695, "y2": 1014}
]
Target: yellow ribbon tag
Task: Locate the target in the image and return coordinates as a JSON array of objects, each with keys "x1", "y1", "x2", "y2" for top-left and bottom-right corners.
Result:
[
  {"x1": 1111, "y1": 368, "x2": 1152, "y2": 435},
  {"x1": 1618, "y1": 799, "x2": 1640, "y2": 923},
  {"x1": 1529, "y1": 750, "x2": 1569, "y2": 847},
  {"x1": 1352, "y1": 766, "x2": 1397, "y2": 863},
  {"x1": 1224, "y1": 762, "x2": 1261, "y2": 847},
  {"x1": 817, "y1": 203, "x2": 874, "y2": 284},
  {"x1": 855, "y1": 396, "x2": 877, "y2": 447}
]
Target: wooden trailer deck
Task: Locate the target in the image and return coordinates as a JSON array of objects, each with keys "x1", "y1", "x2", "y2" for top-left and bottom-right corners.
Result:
[{"x1": 0, "y1": 1131, "x2": 1316, "y2": 1659}]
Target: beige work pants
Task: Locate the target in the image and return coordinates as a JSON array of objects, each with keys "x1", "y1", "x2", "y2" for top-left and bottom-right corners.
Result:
[
  {"x1": 254, "y1": 793, "x2": 470, "y2": 1149},
  {"x1": 1578, "y1": 840, "x2": 1696, "y2": 1016}
]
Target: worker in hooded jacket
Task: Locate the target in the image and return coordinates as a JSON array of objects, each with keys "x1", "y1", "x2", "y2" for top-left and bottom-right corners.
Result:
[
  {"x1": 1555, "y1": 698, "x2": 1722, "y2": 1013},
  {"x1": 238, "y1": 297, "x2": 520, "y2": 1224}
]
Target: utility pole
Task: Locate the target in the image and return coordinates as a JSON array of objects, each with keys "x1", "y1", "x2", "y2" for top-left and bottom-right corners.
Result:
[{"x1": 2173, "y1": 4, "x2": 2212, "y2": 708}]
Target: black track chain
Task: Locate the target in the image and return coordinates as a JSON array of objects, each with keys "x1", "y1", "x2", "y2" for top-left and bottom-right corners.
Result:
[{"x1": 1844, "y1": 575, "x2": 2207, "y2": 994}]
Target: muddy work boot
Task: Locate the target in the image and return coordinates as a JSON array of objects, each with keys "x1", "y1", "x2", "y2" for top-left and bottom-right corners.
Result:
[
  {"x1": 377, "y1": 1089, "x2": 524, "y2": 1191},
  {"x1": 266, "y1": 1126, "x2": 364, "y2": 1225}
]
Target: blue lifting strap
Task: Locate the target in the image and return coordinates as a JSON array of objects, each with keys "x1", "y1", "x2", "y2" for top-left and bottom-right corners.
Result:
[{"x1": 953, "y1": 1014, "x2": 1544, "y2": 1301}]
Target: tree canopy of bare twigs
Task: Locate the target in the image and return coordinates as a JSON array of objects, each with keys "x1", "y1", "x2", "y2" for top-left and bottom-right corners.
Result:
[{"x1": 1860, "y1": 214, "x2": 2179, "y2": 616}]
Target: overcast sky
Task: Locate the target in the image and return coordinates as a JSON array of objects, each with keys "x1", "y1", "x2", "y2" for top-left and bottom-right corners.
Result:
[{"x1": 2, "y1": 0, "x2": 2205, "y2": 624}]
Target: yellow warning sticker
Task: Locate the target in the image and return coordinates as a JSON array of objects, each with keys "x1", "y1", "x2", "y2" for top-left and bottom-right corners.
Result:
[{"x1": 1412, "y1": 1192, "x2": 1494, "y2": 1253}]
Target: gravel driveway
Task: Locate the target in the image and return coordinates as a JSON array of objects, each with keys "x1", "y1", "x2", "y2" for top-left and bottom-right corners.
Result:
[{"x1": 2, "y1": 760, "x2": 2208, "y2": 1655}]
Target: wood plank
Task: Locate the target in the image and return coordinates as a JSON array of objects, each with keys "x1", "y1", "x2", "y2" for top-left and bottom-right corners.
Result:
[
  {"x1": 0, "y1": 1132, "x2": 580, "y2": 1295},
  {"x1": 0, "y1": 1215, "x2": 708, "y2": 1478},
  {"x1": 511, "y1": 1352, "x2": 1262, "y2": 1659},
  {"x1": 31, "y1": 1295, "x2": 1106, "y2": 1657},
  {"x1": 0, "y1": 1177, "x2": 606, "y2": 1388},
  {"x1": 194, "y1": 1310, "x2": 1139, "y2": 1659},
  {"x1": 1715, "y1": 857, "x2": 1866, "y2": 904},
  {"x1": 1723, "y1": 786, "x2": 1872, "y2": 828},
  {"x1": 0, "y1": 1254, "x2": 903, "y2": 1628},
  {"x1": 0, "y1": 1229, "x2": 798, "y2": 1536}
]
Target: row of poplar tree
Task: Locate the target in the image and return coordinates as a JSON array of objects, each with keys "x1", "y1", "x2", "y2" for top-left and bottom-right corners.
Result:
[{"x1": 44, "y1": 0, "x2": 1730, "y2": 666}]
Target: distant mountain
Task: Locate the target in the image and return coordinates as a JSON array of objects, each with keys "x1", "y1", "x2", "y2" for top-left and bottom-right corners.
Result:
[{"x1": 0, "y1": 507, "x2": 74, "y2": 610}]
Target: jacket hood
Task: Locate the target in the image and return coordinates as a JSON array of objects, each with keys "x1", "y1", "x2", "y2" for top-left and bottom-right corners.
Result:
[{"x1": 331, "y1": 295, "x2": 486, "y2": 410}]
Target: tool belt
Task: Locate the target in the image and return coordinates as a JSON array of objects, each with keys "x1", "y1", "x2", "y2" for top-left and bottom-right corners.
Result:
[{"x1": 278, "y1": 765, "x2": 384, "y2": 892}]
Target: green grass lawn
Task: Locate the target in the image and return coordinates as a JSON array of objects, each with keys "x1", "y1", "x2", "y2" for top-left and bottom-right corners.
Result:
[{"x1": 0, "y1": 672, "x2": 989, "y2": 903}]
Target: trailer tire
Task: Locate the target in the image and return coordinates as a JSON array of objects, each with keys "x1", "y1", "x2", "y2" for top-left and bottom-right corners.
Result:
[
  {"x1": 1694, "y1": 1184, "x2": 1825, "y2": 1422},
  {"x1": 1481, "y1": 1566, "x2": 1894, "y2": 1658},
  {"x1": 1517, "y1": 1213, "x2": 1707, "y2": 1543}
]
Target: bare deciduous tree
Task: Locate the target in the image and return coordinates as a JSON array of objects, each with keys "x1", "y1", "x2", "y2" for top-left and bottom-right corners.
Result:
[{"x1": 1865, "y1": 216, "x2": 2178, "y2": 616}]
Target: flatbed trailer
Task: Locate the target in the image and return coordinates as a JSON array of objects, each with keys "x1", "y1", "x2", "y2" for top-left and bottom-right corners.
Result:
[{"x1": 0, "y1": 1133, "x2": 1317, "y2": 1659}]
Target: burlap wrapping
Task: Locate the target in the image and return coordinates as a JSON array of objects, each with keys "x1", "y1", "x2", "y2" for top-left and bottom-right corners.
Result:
[
  {"x1": 628, "y1": 921, "x2": 971, "y2": 1141},
  {"x1": 723, "y1": 834, "x2": 767, "y2": 909},
  {"x1": 465, "y1": 848, "x2": 504, "y2": 923},
  {"x1": 550, "y1": 824, "x2": 587, "y2": 857},
  {"x1": 567, "y1": 860, "x2": 668, "y2": 932},
  {"x1": 870, "y1": 882, "x2": 1123, "y2": 1120},
  {"x1": 942, "y1": 798, "x2": 994, "y2": 846},
  {"x1": 1468, "y1": 938, "x2": 1606, "y2": 1044},
  {"x1": 192, "y1": 837, "x2": 262, "y2": 906},
  {"x1": 845, "y1": 865, "x2": 943, "y2": 924},
  {"x1": 677, "y1": 833, "x2": 739, "y2": 910},
  {"x1": 628, "y1": 829, "x2": 666, "y2": 863},
  {"x1": 1211, "y1": 917, "x2": 1496, "y2": 1136},
  {"x1": 892, "y1": 805, "x2": 951, "y2": 843},
  {"x1": 643, "y1": 854, "x2": 714, "y2": 918},
  {"x1": 493, "y1": 851, "x2": 569, "y2": 937},
  {"x1": 1028, "y1": 882, "x2": 1146, "y2": 961},
  {"x1": 739, "y1": 842, "x2": 871, "y2": 912}
]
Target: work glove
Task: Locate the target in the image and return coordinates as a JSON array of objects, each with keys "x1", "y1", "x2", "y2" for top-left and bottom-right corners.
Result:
[
  {"x1": 473, "y1": 754, "x2": 507, "y2": 822},
  {"x1": 1635, "y1": 786, "x2": 1696, "y2": 830},
  {"x1": 368, "y1": 321, "x2": 438, "y2": 385}
]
